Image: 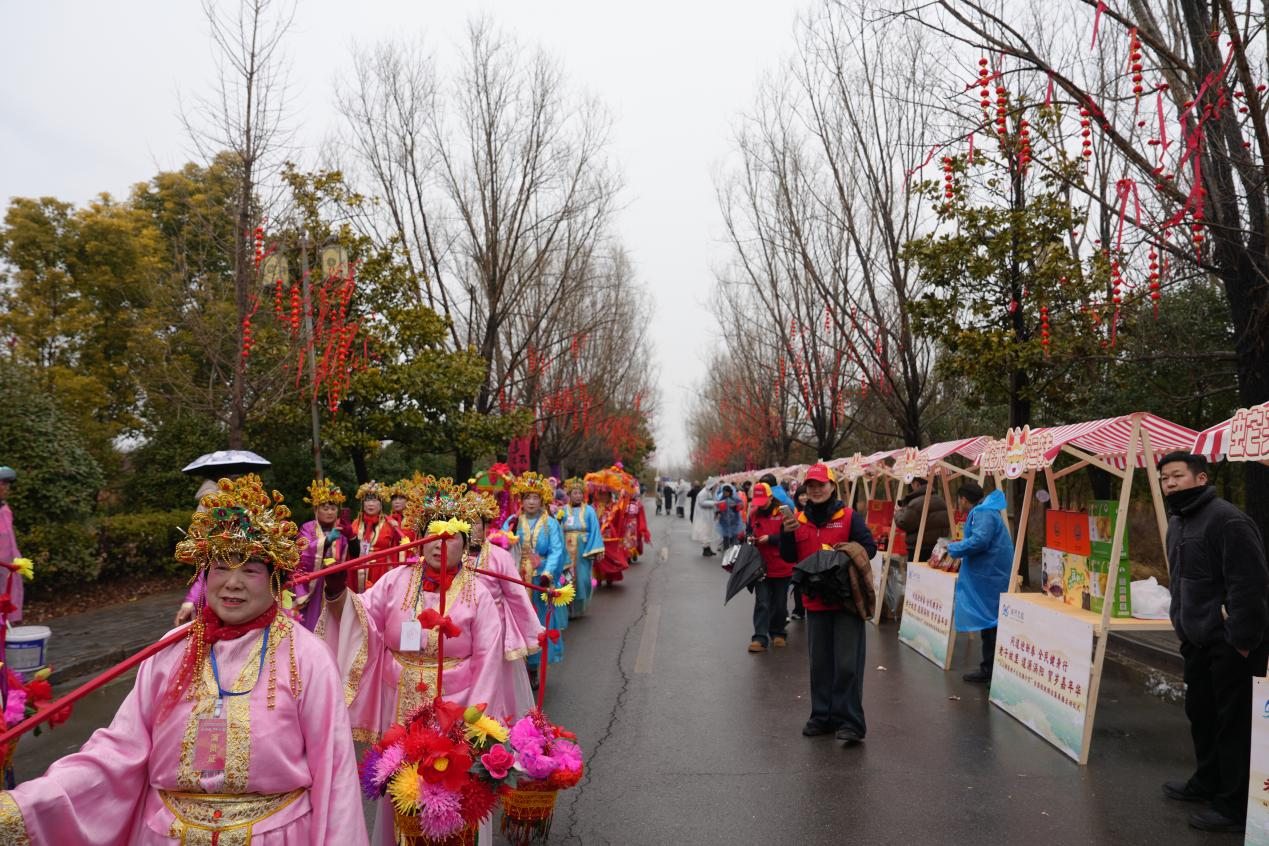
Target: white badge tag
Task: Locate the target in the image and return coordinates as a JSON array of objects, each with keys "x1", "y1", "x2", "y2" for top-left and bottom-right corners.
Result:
[{"x1": 399, "y1": 620, "x2": 423, "y2": 652}]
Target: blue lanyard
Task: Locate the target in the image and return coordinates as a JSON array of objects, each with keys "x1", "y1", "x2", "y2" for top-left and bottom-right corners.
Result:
[{"x1": 209, "y1": 628, "x2": 269, "y2": 717}]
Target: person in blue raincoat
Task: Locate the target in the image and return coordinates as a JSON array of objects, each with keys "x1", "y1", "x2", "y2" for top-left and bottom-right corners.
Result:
[
  {"x1": 947, "y1": 481, "x2": 1013, "y2": 683},
  {"x1": 508, "y1": 473, "x2": 570, "y2": 682}
]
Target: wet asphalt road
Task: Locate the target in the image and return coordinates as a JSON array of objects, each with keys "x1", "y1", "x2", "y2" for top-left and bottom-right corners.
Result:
[{"x1": 12, "y1": 508, "x2": 1225, "y2": 845}]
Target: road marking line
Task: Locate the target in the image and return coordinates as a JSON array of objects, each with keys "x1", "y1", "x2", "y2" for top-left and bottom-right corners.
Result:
[{"x1": 634, "y1": 603, "x2": 661, "y2": 674}]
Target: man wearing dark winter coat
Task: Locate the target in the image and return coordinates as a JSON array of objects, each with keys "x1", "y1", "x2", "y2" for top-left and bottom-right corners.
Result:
[
  {"x1": 1159, "y1": 451, "x2": 1269, "y2": 834},
  {"x1": 894, "y1": 477, "x2": 950, "y2": 562}
]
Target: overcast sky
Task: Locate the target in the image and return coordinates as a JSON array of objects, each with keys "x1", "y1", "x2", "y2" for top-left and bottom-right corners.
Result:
[{"x1": 0, "y1": 0, "x2": 808, "y2": 469}]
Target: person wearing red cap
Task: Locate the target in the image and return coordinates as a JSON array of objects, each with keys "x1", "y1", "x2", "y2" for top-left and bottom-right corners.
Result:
[
  {"x1": 746, "y1": 477, "x2": 791, "y2": 653},
  {"x1": 780, "y1": 462, "x2": 876, "y2": 745}
]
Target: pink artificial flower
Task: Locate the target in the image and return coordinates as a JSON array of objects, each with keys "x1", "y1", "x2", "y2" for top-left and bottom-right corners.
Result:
[
  {"x1": 418, "y1": 781, "x2": 465, "y2": 840},
  {"x1": 4, "y1": 689, "x2": 26, "y2": 725},
  {"x1": 481, "y1": 744, "x2": 514, "y2": 780}
]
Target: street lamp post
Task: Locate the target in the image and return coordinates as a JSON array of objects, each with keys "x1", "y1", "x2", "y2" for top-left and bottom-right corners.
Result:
[{"x1": 298, "y1": 235, "x2": 324, "y2": 479}]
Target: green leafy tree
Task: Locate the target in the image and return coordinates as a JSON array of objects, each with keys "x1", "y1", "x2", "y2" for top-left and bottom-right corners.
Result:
[
  {"x1": 905, "y1": 156, "x2": 1105, "y2": 430},
  {"x1": 0, "y1": 360, "x2": 103, "y2": 589}
]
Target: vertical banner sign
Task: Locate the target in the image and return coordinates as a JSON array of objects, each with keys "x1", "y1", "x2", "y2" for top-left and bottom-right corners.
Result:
[
  {"x1": 990, "y1": 595, "x2": 1095, "y2": 762},
  {"x1": 898, "y1": 562, "x2": 958, "y2": 669},
  {"x1": 1246, "y1": 676, "x2": 1269, "y2": 844},
  {"x1": 507, "y1": 437, "x2": 531, "y2": 476}
]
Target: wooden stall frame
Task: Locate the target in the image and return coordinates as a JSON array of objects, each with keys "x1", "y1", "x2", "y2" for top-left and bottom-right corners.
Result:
[{"x1": 994, "y1": 413, "x2": 1175, "y2": 765}]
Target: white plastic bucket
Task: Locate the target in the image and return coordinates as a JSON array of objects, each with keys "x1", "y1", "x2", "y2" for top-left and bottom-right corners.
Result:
[{"x1": 6, "y1": 626, "x2": 51, "y2": 674}]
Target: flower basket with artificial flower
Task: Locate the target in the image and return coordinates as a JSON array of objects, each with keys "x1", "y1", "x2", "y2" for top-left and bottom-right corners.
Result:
[
  {"x1": 500, "y1": 710, "x2": 584, "y2": 845},
  {"x1": 0, "y1": 665, "x2": 67, "y2": 776},
  {"x1": 359, "y1": 696, "x2": 516, "y2": 845}
]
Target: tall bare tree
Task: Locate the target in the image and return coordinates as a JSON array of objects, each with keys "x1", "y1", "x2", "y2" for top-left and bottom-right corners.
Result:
[
  {"x1": 181, "y1": 0, "x2": 295, "y2": 448},
  {"x1": 338, "y1": 20, "x2": 624, "y2": 476}
]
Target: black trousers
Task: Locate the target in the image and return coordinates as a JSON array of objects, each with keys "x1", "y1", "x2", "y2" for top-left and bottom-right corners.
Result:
[
  {"x1": 1182, "y1": 639, "x2": 1269, "y2": 820},
  {"x1": 791, "y1": 585, "x2": 805, "y2": 615},
  {"x1": 980, "y1": 626, "x2": 998, "y2": 674},
  {"x1": 663, "y1": 491, "x2": 673, "y2": 513},
  {"x1": 806, "y1": 609, "x2": 867, "y2": 736},
  {"x1": 751, "y1": 577, "x2": 791, "y2": 645}
]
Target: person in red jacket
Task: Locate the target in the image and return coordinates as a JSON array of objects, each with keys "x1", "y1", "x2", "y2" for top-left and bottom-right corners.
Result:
[
  {"x1": 780, "y1": 462, "x2": 876, "y2": 745},
  {"x1": 747, "y1": 481, "x2": 791, "y2": 654}
]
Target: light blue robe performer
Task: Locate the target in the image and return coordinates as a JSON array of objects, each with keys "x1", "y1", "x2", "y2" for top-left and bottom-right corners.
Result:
[
  {"x1": 559, "y1": 502, "x2": 604, "y2": 617},
  {"x1": 512, "y1": 510, "x2": 569, "y2": 668},
  {"x1": 947, "y1": 489, "x2": 1014, "y2": 632}
]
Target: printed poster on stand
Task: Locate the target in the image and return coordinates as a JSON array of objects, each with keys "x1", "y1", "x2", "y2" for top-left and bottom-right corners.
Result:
[
  {"x1": 898, "y1": 562, "x2": 957, "y2": 669},
  {"x1": 990, "y1": 594, "x2": 1095, "y2": 762},
  {"x1": 1246, "y1": 676, "x2": 1269, "y2": 845}
]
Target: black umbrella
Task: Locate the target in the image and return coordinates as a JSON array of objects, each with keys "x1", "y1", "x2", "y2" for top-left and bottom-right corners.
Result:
[
  {"x1": 792, "y1": 549, "x2": 853, "y2": 606},
  {"x1": 723, "y1": 544, "x2": 766, "y2": 605}
]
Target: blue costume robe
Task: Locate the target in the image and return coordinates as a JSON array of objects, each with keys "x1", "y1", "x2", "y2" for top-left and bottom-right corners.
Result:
[
  {"x1": 559, "y1": 504, "x2": 605, "y2": 617},
  {"x1": 512, "y1": 511, "x2": 569, "y2": 668}
]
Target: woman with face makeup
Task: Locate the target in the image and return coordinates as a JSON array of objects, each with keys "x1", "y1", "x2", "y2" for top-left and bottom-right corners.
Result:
[
  {"x1": 292, "y1": 479, "x2": 354, "y2": 631},
  {"x1": 586, "y1": 469, "x2": 631, "y2": 587},
  {"x1": 558, "y1": 477, "x2": 604, "y2": 618},
  {"x1": 0, "y1": 476, "x2": 366, "y2": 845},
  {"x1": 351, "y1": 482, "x2": 401, "y2": 591},
  {"x1": 505, "y1": 472, "x2": 569, "y2": 678},
  {"x1": 317, "y1": 477, "x2": 504, "y2": 846}
]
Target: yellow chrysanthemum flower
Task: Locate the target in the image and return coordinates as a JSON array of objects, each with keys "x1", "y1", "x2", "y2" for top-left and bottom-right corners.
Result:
[
  {"x1": 427, "y1": 518, "x2": 471, "y2": 538},
  {"x1": 387, "y1": 764, "x2": 422, "y2": 814},
  {"x1": 544, "y1": 582, "x2": 576, "y2": 607},
  {"x1": 11, "y1": 558, "x2": 32, "y2": 581},
  {"x1": 464, "y1": 714, "x2": 509, "y2": 745}
]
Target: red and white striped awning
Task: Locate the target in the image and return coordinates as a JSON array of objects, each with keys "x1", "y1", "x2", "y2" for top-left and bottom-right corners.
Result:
[
  {"x1": 1037, "y1": 413, "x2": 1199, "y2": 467},
  {"x1": 920, "y1": 436, "x2": 989, "y2": 464},
  {"x1": 1192, "y1": 401, "x2": 1269, "y2": 460}
]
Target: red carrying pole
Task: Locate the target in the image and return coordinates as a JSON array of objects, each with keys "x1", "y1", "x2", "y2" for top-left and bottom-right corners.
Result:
[
  {"x1": 436, "y1": 546, "x2": 448, "y2": 697},
  {"x1": 0, "y1": 626, "x2": 189, "y2": 749},
  {"x1": 287, "y1": 535, "x2": 438, "y2": 587}
]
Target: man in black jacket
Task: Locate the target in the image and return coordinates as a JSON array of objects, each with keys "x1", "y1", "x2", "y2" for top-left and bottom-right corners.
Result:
[{"x1": 1159, "y1": 451, "x2": 1269, "y2": 833}]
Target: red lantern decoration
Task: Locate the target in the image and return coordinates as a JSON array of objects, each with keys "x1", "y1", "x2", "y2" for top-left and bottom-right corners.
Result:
[
  {"x1": 1080, "y1": 108, "x2": 1093, "y2": 160},
  {"x1": 1040, "y1": 305, "x2": 1050, "y2": 356},
  {"x1": 1148, "y1": 248, "x2": 1161, "y2": 317}
]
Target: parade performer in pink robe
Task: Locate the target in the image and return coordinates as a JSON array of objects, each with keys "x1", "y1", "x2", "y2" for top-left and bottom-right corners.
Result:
[
  {"x1": 0, "y1": 467, "x2": 24, "y2": 622},
  {"x1": 295, "y1": 479, "x2": 351, "y2": 631},
  {"x1": 466, "y1": 494, "x2": 542, "y2": 722},
  {"x1": 317, "y1": 477, "x2": 505, "y2": 846},
  {"x1": 0, "y1": 475, "x2": 366, "y2": 846}
]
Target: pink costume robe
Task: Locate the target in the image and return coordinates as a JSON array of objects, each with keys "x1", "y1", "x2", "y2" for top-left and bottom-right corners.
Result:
[
  {"x1": 0, "y1": 503, "x2": 23, "y2": 622},
  {"x1": 0, "y1": 616, "x2": 366, "y2": 846},
  {"x1": 296, "y1": 521, "x2": 350, "y2": 630},
  {"x1": 318, "y1": 564, "x2": 504, "y2": 846},
  {"x1": 472, "y1": 542, "x2": 542, "y2": 723}
]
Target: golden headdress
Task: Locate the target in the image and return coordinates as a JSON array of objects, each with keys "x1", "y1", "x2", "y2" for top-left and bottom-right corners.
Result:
[
  {"x1": 465, "y1": 490, "x2": 500, "y2": 522},
  {"x1": 356, "y1": 480, "x2": 388, "y2": 501},
  {"x1": 175, "y1": 475, "x2": 305, "y2": 573},
  {"x1": 563, "y1": 476, "x2": 585, "y2": 492},
  {"x1": 304, "y1": 477, "x2": 346, "y2": 507},
  {"x1": 511, "y1": 471, "x2": 555, "y2": 503},
  {"x1": 403, "y1": 476, "x2": 485, "y2": 537}
]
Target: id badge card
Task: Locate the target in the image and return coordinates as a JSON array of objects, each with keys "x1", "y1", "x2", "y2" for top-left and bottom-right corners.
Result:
[
  {"x1": 194, "y1": 716, "x2": 227, "y2": 772},
  {"x1": 399, "y1": 619, "x2": 423, "y2": 652}
]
